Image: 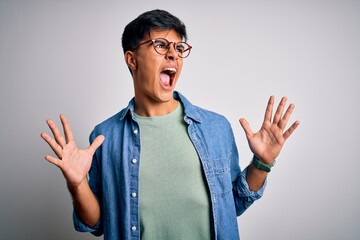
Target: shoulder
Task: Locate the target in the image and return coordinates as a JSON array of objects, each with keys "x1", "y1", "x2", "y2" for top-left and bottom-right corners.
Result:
[
  {"x1": 193, "y1": 105, "x2": 234, "y2": 138},
  {"x1": 176, "y1": 91, "x2": 231, "y2": 128},
  {"x1": 195, "y1": 105, "x2": 230, "y2": 126},
  {"x1": 183, "y1": 101, "x2": 237, "y2": 157},
  {"x1": 89, "y1": 107, "x2": 129, "y2": 141}
]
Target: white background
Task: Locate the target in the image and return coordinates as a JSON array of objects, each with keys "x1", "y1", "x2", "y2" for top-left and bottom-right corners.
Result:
[{"x1": 1, "y1": 0, "x2": 359, "y2": 239}]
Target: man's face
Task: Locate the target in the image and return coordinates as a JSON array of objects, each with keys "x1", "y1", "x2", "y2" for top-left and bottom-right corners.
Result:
[{"x1": 126, "y1": 29, "x2": 184, "y2": 114}]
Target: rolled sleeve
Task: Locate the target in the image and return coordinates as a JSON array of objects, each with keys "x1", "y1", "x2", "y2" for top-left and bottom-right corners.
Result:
[
  {"x1": 238, "y1": 167, "x2": 266, "y2": 198},
  {"x1": 233, "y1": 167, "x2": 267, "y2": 216},
  {"x1": 73, "y1": 211, "x2": 103, "y2": 236}
]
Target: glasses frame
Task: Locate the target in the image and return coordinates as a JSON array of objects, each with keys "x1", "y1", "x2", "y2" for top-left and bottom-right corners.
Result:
[{"x1": 133, "y1": 38, "x2": 192, "y2": 58}]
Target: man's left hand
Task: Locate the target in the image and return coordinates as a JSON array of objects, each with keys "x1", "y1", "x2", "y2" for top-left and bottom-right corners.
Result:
[{"x1": 239, "y1": 96, "x2": 300, "y2": 164}]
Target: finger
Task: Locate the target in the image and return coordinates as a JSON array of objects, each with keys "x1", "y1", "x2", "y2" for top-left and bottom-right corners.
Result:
[
  {"x1": 283, "y1": 120, "x2": 300, "y2": 141},
  {"x1": 263, "y1": 96, "x2": 275, "y2": 124},
  {"x1": 46, "y1": 119, "x2": 66, "y2": 148},
  {"x1": 41, "y1": 132, "x2": 63, "y2": 158},
  {"x1": 273, "y1": 96, "x2": 287, "y2": 124},
  {"x1": 239, "y1": 118, "x2": 254, "y2": 139},
  {"x1": 278, "y1": 103, "x2": 295, "y2": 130},
  {"x1": 60, "y1": 114, "x2": 74, "y2": 143},
  {"x1": 44, "y1": 154, "x2": 63, "y2": 169},
  {"x1": 87, "y1": 135, "x2": 105, "y2": 155}
]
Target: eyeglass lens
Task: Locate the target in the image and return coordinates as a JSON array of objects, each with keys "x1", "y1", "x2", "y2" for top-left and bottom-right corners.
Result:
[{"x1": 153, "y1": 39, "x2": 191, "y2": 58}]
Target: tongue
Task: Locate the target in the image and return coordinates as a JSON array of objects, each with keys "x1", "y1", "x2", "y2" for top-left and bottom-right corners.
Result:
[{"x1": 160, "y1": 72, "x2": 170, "y2": 86}]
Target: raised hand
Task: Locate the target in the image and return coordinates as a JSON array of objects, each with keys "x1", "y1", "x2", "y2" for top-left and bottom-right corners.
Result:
[
  {"x1": 239, "y1": 96, "x2": 300, "y2": 164},
  {"x1": 41, "y1": 114, "x2": 105, "y2": 188}
]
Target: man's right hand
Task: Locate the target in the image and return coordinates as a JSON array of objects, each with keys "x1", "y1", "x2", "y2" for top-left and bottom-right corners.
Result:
[{"x1": 41, "y1": 114, "x2": 105, "y2": 188}]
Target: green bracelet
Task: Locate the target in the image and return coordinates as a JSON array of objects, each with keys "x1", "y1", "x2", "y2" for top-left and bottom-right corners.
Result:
[{"x1": 252, "y1": 155, "x2": 276, "y2": 172}]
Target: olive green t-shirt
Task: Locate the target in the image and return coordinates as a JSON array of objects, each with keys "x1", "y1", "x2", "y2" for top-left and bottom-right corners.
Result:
[{"x1": 134, "y1": 103, "x2": 211, "y2": 240}]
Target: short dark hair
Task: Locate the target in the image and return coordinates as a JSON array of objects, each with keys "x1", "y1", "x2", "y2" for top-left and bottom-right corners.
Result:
[{"x1": 121, "y1": 9, "x2": 187, "y2": 53}]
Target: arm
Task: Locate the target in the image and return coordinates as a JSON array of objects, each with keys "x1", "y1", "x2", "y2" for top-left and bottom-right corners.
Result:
[
  {"x1": 239, "y1": 96, "x2": 300, "y2": 191},
  {"x1": 68, "y1": 179, "x2": 100, "y2": 227},
  {"x1": 41, "y1": 114, "x2": 104, "y2": 227}
]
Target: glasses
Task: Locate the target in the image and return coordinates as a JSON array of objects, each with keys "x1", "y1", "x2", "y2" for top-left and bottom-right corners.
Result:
[{"x1": 133, "y1": 38, "x2": 192, "y2": 58}]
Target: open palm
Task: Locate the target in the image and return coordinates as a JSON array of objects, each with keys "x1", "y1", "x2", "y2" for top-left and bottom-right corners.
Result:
[
  {"x1": 41, "y1": 114, "x2": 104, "y2": 187},
  {"x1": 240, "y1": 96, "x2": 300, "y2": 164}
]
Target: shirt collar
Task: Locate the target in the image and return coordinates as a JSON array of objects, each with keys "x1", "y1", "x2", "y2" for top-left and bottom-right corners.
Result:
[
  {"x1": 174, "y1": 91, "x2": 202, "y2": 123},
  {"x1": 118, "y1": 91, "x2": 202, "y2": 123}
]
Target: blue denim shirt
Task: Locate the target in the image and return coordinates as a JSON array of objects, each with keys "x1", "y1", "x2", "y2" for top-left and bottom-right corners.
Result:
[{"x1": 73, "y1": 92, "x2": 265, "y2": 240}]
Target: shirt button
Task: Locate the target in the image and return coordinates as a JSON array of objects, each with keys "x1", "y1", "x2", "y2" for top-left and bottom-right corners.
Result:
[
  {"x1": 131, "y1": 159, "x2": 137, "y2": 164},
  {"x1": 131, "y1": 192, "x2": 137, "y2": 198},
  {"x1": 131, "y1": 226, "x2": 137, "y2": 231},
  {"x1": 133, "y1": 129, "x2": 138, "y2": 134}
]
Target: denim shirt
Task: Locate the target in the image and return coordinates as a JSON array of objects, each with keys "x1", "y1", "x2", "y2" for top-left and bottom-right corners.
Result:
[{"x1": 73, "y1": 92, "x2": 266, "y2": 240}]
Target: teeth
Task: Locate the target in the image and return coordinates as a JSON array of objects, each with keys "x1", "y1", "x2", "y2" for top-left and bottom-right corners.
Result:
[{"x1": 164, "y1": 67, "x2": 177, "y2": 73}]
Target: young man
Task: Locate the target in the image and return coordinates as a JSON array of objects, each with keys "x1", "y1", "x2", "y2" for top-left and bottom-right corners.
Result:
[{"x1": 41, "y1": 9, "x2": 299, "y2": 240}]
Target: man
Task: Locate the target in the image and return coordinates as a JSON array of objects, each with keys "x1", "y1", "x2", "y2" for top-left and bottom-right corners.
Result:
[{"x1": 41, "y1": 9, "x2": 299, "y2": 240}]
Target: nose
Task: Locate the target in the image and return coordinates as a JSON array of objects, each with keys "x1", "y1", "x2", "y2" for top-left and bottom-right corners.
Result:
[{"x1": 165, "y1": 43, "x2": 179, "y2": 61}]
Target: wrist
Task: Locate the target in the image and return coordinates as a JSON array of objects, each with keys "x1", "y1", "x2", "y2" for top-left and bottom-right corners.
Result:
[
  {"x1": 252, "y1": 155, "x2": 276, "y2": 172},
  {"x1": 67, "y1": 178, "x2": 88, "y2": 195}
]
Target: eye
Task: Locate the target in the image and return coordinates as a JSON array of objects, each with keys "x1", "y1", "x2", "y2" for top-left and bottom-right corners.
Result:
[
  {"x1": 176, "y1": 44, "x2": 186, "y2": 53},
  {"x1": 154, "y1": 39, "x2": 167, "y2": 49}
]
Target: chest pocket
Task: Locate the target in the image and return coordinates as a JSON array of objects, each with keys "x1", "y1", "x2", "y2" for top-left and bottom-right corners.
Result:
[
  {"x1": 210, "y1": 154, "x2": 232, "y2": 197},
  {"x1": 188, "y1": 122, "x2": 234, "y2": 197}
]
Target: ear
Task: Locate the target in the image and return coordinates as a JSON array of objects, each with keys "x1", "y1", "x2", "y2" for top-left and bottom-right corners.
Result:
[{"x1": 124, "y1": 51, "x2": 137, "y2": 72}]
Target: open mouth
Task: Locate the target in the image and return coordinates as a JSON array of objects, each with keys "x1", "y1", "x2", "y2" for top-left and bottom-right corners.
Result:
[{"x1": 160, "y1": 67, "x2": 177, "y2": 88}]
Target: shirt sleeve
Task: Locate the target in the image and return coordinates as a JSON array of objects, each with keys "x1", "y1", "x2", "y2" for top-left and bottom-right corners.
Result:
[
  {"x1": 73, "y1": 210, "x2": 103, "y2": 236},
  {"x1": 233, "y1": 165, "x2": 267, "y2": 216}
]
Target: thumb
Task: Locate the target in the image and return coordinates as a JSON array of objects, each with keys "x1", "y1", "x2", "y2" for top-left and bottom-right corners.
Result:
[
  {"x1": 88, "y1": 135, "x2": 105, "y2": 155},
  {"x1": 239, "y1": 118, "x2": 253, "y2": 138}
]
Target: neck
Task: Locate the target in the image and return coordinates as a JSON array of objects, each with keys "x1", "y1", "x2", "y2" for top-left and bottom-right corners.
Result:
[{"x1": 134, "y1": 97, "x2": 178, "y2": 117}]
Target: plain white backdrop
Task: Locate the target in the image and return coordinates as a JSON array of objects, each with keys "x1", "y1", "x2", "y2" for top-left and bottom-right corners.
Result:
[{"x1": 1, "y1": 0, "x2": 359, "y2": 239}]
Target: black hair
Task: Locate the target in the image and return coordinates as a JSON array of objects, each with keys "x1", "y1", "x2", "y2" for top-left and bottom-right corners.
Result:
[{"x1": 121, "y1": 9, "x2": 187, "y2": 53}]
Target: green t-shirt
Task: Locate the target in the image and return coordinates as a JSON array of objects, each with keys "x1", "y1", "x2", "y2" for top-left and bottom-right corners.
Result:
[{"x1": 134, "y1": 102, "x2": 211, "y2": 240}]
